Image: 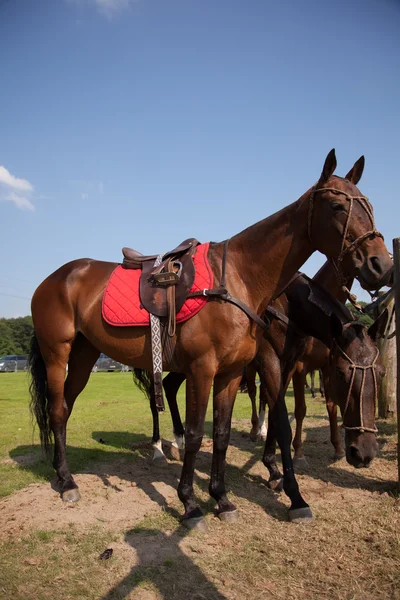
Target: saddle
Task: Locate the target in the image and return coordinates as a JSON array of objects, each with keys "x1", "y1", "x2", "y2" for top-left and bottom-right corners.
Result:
[{"x1": 122, "y1": 238, "x2": 200, "y2": 335}]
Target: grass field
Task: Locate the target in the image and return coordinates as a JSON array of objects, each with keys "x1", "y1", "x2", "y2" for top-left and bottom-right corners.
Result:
[{"x1": 0, "y1": 372, "x2": 399, "y2": 600}]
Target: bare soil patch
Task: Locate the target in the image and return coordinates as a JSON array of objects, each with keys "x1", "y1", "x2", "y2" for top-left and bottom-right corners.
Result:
[{"x1": 0, "y1": 416, "x2": 399, "y2": 600}]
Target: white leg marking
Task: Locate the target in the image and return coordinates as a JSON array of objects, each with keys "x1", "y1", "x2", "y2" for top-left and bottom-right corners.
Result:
[
  {"x1": 172, "y1": 434, "x2": 185, "y2": 450},
  {"x1": 152, "y1": 439, "x2": 166, "y2": 460},
  {"x1": 258, "y1": 410, "x2": 267, "y2": 439}
]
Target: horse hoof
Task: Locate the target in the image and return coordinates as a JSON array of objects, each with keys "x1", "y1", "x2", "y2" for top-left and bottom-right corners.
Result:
[
  {"x1": 62, "y1": 488, "x2": 81, "y2": 503},
  {"x1": 169, "y1": 444, "x2": 181, "y2": 461},
  {"x1": 267, "y1": 478, "x2": 283, "y2": 492},
  {"x1": 293, "y1": 457, "x2": 309, "y2": 470},
  {"x1": 288, "y1": 506, "x2": 314, "y2": 524},
  {"x1": 333, "y1": 452, "x2": 345, "y2": 461},
  {"x1": 249, "y1": 431, "x2": 258, "y2": 442},
  {"x1": 257, "y1": 434, "x2": 267, "y2": 442},
  {"x1": 218, "y1": 509, "x2": 239, "y2": 523},
  {"x1": 333, "y1": 454, "x2": 345, "y2": 462},
  {"x1": 153, "y1": 454, "x2": 168, "y2": 465},
  {"x1": 182, "y1": 516, "x2": 208, "y2": 531}
]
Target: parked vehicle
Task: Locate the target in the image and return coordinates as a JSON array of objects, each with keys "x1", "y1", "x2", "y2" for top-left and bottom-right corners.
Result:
[
  {"x1": 92, "y1": 353, "x2": 125, "y2": 372},
  {"x1": 0, "y1": 355, "x2": 28, "y2": 372}
]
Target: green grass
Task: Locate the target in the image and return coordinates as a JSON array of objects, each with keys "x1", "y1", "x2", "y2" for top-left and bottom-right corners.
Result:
[{"x1": 0, "y1": 371, "x2": 319, "y2": 498}]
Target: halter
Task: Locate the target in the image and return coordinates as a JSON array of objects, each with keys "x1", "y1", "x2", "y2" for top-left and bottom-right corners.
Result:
[
  {"x1": 331, "y1": 330, "x2": 379, "y2": 433},
  {"x1": 308, "y1": 186, "x2": 384, "y2": 291}
]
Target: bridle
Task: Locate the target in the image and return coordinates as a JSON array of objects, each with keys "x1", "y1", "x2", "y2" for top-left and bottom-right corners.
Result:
[
  {"x1": 331, "y1": 327, "x2": 379, "y2": 434},
  {"x1": 308, "y1": 185, "x2": 384, "y2": 294}
]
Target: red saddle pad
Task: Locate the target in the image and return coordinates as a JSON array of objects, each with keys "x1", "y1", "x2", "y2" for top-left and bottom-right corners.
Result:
[{"x1": 102, "y1": 242, "x2": 213, "y2": 327}]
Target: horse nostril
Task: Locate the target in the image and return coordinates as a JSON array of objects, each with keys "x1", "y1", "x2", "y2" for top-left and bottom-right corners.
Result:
[
  {"x1": 370, "y1": 256, "x2": 383, "y2": 275},
  {"x1": 348, "y1": 445, "x2": 364, "y2": 467}
]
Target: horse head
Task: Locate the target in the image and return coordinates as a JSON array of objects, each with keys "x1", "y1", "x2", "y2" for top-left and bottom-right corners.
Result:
[
  {"x1": 308, "y1": 150, "x2": 392, "y2": 291},
  {"x1": 328, "y1": 313, "x2": 388, "y2": 468}
]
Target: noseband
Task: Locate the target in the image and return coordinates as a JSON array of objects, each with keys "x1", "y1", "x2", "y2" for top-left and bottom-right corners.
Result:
[
  {"x1": 331, "y1": 332, "x2": 379, "y2": 434},
  {"x1": 308, "y1": 186, "x2": 384, "y2": 286}
]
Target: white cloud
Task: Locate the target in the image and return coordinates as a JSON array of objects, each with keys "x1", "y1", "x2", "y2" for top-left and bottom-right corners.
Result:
[
  {"x1": 98, "y1": 182, "x2": 104, "y2": 194},
  {"x1": 5, "y1": 192, "x2": 35, "y2": 212},
  {"x1": 0, "y1": 166, "x2": 35, "y2": 211},
  {"x1": 0, "y1": 165, "x2": 33, "y2": 192},
  {"x1": 67, "y1": 0, "x2": 136, "y2": 18},
  {"x1": 81, "y1": 192, "x2": 89, "y2": 199}
]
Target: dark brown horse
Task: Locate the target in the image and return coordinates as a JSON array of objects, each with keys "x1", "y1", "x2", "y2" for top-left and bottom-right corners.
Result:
[
  {"x1": 29, "y1": 150, "x2": 392, "y2": 527},
  {"x1": 245, "y1": 270, "x2": 387, "y2": 491},
  {"x1": 248, "y1": 260, "x2": 355, "y2": 463}
]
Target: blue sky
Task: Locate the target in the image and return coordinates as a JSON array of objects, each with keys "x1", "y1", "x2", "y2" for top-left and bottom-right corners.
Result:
[{"x1": 1, "y1": 0, "x2": 399, "y2": 318}]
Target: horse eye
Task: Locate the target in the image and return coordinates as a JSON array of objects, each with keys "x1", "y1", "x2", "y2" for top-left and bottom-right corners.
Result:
[
  {"x1": 332, "y1": 203, "x2": 344, "y2": 212},
  {"x1": 335, "y1": 368, "x2": 345, "y2": 378}
]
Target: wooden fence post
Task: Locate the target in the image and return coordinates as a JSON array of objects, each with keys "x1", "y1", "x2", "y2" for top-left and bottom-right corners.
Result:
[
  {"x1": 378, "y1": 293, "x2": 396, "y2": 418},
  {"x1": 393, "y1": 238, "x2": 400, "y2": 483}
]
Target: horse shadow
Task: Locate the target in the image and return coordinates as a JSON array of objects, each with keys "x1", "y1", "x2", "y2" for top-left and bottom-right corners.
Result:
[{"x1": 100, "y1": 508, "x2": 228, "y2": 600}]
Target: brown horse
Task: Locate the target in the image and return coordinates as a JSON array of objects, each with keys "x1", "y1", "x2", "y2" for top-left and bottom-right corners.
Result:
[{"x1": 29, "y1": 150, "x2": 392, "y2": 527}]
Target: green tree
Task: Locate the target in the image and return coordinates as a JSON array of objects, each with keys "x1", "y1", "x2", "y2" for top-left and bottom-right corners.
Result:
[
  {"x1": 345, "y1": 301, "x2": 373, "y2": 327},
  {"x1": 0, "y1": 316, "x2": 33, "y2": 355}
]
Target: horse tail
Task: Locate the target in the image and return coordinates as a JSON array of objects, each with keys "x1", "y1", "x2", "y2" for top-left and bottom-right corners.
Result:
[
  {"x1": 28, "y1": 332, "x2": 52, "y2": 456},
  {"x1": 132, "y1": 368, "x2": 153, "y2": 402}
]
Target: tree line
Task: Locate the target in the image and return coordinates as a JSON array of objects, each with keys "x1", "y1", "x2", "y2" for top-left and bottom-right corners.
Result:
[
  {"x1": 0, "y1": 302, "x2": 373, "y2": 358},
  {"x1": 0, "y1": 316, "x2": 33, "y2": 355}
]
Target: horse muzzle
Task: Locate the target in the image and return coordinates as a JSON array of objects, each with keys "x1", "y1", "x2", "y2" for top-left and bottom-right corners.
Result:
[{"x1": 345, "y1": 433, "x2": 379, "y2": 468}]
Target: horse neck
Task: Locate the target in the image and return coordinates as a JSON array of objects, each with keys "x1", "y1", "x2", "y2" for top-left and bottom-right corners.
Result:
[
  {"x1": 313, "y1": 260, "x2": 355, "y2": 304},
  {"x1": 227, "y1": 194, "x2": 313, "y2": 313}
]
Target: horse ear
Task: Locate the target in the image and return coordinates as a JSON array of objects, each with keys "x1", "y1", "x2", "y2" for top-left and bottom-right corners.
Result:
[
  {"x1": 368, "y1": 307, "x2": 389, "y2": 342},
  {"x1": 318, "y1": 149, "x2": 337, "y2": 185},
  {"x1": 345, "y1": 156, "x2": 365, "y2": 185},
  {"x1": 330, "y1": 312, "x2": 343, "y2": 339}
]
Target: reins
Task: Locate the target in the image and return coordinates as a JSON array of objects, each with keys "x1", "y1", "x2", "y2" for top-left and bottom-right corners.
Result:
[{"x1": 331, "y1": 328, "x2": 379, "y2": 433}]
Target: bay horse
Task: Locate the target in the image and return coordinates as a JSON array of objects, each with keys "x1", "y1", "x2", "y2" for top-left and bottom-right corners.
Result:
[{"x1": 29, "y1": 150, "x2": 392, "y2": 527}]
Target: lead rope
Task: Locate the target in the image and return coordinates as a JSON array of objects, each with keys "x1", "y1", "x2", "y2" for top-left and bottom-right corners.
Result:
[{"x1": 332, "y1": 340, "x2": 379, "y2": 433}]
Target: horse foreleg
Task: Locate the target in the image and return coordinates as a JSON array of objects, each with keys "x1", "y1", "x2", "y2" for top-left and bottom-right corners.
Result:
[
  {"x1": 319, "y1": 369, "x2": 325, "y2": 398},
  {"x1": 246, "y1": 363, "x2": 259, "y2": 441},
  {"x1": 209, "y1": 371, "x2": 242, "y2": 521},
  {"x1": 310, "y1": 370, "x2": 316, "y2": 398},
  {"x1": 268, "y1": 392, "x2": 313, "y2": 523},
  {"x1": 163, "y1": 372, "x2": 186, "y2": 455},
  {"x1": 292, "y1": 367, "x2": 308, "y2": 467},
  {"x1": 323, "y1": 370, "x2": 345, "y2": 460},
  {"x1": 178, "y1": 370, "x2": 213, "y2": 528}
]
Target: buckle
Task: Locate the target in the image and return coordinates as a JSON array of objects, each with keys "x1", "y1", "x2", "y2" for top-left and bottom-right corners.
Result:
[{"x1": 152, "y1": 271, "x2": 180, "y2": 286}]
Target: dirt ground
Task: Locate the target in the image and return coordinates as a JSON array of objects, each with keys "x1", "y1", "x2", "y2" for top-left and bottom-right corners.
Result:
[{"x1": 0, "y1": 415, "x2": 399, "y2": 600}]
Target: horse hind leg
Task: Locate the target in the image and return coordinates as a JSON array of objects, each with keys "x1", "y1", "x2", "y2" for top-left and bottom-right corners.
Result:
[
  {"x1": 51, "y1": 334, "x2": 99, "y2": 502},
  {"x1": 163, "y1": 372, "x2": 186, "y2": 460}
]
